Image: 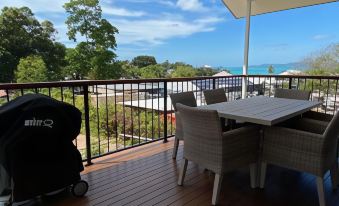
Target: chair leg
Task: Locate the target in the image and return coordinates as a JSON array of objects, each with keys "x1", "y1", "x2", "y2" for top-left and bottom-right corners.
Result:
[
  {"x1": 172, "y1": 138, "x2": 180, "y2": 159},
  {"x1": 316, "y1": 176, "x2": 326, "y2": 206},
  {"x1": 212, "y1": 174, "x2": 223, "y2": 206},
  {"x1": 330, "y1": 162, "x2": 338, "y2": 190},
  {"x1": 249, "y1": 163, "x2": 257, "y2": 188},
  {"x1": 178, "y1": 159, "x2": 188, "y2": 186},
  {"x1": 259, "y1": 162, "x2": 267, "y2": 189}
]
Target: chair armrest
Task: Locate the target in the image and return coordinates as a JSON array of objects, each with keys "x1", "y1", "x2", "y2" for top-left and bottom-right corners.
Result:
[
  {"x1": 303, "y1": 111, "x2": 333, "y2": 122},
  {"x1": 264, "y1": 127, "x2": 325, "y2": 154},
  {"x1": 292, "y1": 118, "x2": 328, "y2": 135},
  {"x1": 222, "y1": 126, "x2": 260, "y2": 157}
]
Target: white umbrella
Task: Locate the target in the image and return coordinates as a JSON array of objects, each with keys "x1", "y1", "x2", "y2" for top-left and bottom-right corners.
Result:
[{"x1": 221, "y1": 0, "x2": 337, "y2": 98}]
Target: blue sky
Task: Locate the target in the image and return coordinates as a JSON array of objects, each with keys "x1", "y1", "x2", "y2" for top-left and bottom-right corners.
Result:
[{"x1": 1, "y1": 0, "x2": 338, "y2": 67}]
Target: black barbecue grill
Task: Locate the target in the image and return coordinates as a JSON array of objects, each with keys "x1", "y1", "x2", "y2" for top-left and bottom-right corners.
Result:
[{"x1": 0, "y1": 94, "x2": 88, "y2": 205}]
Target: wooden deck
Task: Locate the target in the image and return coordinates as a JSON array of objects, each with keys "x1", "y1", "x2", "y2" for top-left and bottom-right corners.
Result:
[{"x1": 44, "y1": 138, "x2": 339, "y2": 206}]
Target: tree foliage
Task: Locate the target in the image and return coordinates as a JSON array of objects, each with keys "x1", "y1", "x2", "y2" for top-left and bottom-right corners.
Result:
[
  {"x1": 131, "y1": 55, "x2": 157, "y2": 68},
  {"x1": 304, "y1": 43, "x2": 339, "y2": 75},
  {"x1": 267, "y1": 65, "x2": 274, "y2": 74},
  {"x1": 15, "y1": 55, "x2": 47, "y2": 83},
  {"x1": 171, "y1": 65, "x2": 197, "y2": 77},
  {"x1": 0, "y1": 7, "x2": 66, "y2": 82},
  {"x1": 138, "y1": 65, "x2": 166, "y2": 79},
  {"x1": 63, "y1": 0, "x2": 119, "y2": 79},
  {"x1": 196, "y1": 67, "x2": 218, "y2": 76}
]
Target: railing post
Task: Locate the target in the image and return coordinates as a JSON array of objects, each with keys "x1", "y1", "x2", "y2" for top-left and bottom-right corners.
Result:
[
  {"x1": 83, "y1": 85, "x2": 92, "y2": 166},
  {"x1": 212, "y1": 78, "x2": 216, "y2": 89},
  {"x1": 163, "y1": 80, "x2": 168, "y2": 143},
  {"x1": 288, "y1": 77, "x2": 292, "y2": 89}
]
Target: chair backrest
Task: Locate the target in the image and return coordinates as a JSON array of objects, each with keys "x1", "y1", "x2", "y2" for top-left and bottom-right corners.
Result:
[
  {"x1": 323, "y1": 111, "x2": 339, "y2": 157},
  {"x1": 177, "y1": 103, "x2": 223, "y2": 169},
  {"x1": 203, "y1": 88, "x2": 227, "y2": 105},
  {"x1": 274, "y1": 88, "x2": 311, "y2": 100},
  {"x1": 169, "y1": 91, "x2": 197, "y2": 111}
]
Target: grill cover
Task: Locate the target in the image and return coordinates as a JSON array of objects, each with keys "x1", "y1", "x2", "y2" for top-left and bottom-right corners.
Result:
[{"x1": 0, "y1": 94, "x2": 84, "y2": 201}]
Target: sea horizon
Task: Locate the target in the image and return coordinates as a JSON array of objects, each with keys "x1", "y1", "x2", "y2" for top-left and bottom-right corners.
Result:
[{"x1": 218, "y1": 63, "x2": 306, "y2": 75}]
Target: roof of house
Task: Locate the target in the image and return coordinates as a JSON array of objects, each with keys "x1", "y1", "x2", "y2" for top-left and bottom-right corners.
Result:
[
  {"x1": 279, "y1": 70, "x2": 304, "y2": 75},
  {"x1": 0, "y1": 90, "x2": 7, "y2": 98},
  {"x1": 213, "y1": 71, "x2": 232, "y2": 77}
]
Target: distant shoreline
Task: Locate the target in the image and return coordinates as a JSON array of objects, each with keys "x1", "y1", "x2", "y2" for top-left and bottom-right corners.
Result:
[{"x1": 217, "y1": 64, "x2": 305, "y2": 75}]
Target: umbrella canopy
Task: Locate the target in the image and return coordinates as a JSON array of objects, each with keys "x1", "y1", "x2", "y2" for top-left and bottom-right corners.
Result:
[
  {"x1": 222, "y1": 0, "x2": 337, "y2": 19},
  {"x1": 220, "y1": 0, "x2": 337, "y2": 98}
]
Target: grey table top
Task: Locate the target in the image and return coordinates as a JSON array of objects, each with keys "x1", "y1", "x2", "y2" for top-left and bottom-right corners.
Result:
[{"x1": 199, "y1": 96, "x2": 322, "y2": 126}]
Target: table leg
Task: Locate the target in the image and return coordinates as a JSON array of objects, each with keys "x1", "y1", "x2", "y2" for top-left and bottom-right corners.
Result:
[{"x1": 256, "y1": 127, "x2": 264, "y2": 188}]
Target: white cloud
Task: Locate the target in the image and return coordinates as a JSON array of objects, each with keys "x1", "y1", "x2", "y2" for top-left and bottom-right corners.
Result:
[
  {"x1": 194, "y1": 17, "x2": 224, "y2": 24},
  {"x1": 0, "y1": 0, "x2": 147, "y2": 17},
  {"x1": 176, "y1": 0, "x2": 206, "y2": 12},
  {"x1": 109, "y1": 16, "x2": 224, "y2": 46},
  {"x1": 312, "y1": 34, "x2": 333, "y2": 40},
  {"x1": 0, "y1": 0, "x2": 67, "y2": 13},
  {"x1": 120, "y1": 0, "x2": 176, "y2": 7},
  {"x1": 101, "y1": 6, "x2": 146, "y2": 17}
]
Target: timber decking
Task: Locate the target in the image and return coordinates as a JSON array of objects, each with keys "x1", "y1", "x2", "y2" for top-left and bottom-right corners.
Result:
[{"x1": 44, "y1": 138, "x2": 338, "y2": 206}]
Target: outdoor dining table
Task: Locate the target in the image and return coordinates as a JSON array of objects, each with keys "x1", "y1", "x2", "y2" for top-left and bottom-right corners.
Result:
[
  {"x1": 199, "y1": 96, "x2": 322, "y2": 126},
  {"x1": 199, "y1": 95, "x2": 322, "y2": 187}
]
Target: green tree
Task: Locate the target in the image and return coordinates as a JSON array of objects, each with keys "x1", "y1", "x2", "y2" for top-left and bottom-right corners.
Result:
[
  {"x1": 15, "y1": 55, "x2": 47, "y2": 83},
  {"x1": 304, "y1": 43, "x2": 339, "y2": 75},
  {"x1": 139, "y1": 65, "x2": 166, "y2": 78},
  {"x1": 196, "y1": 67, "x2": 218, "y2": 76},
  {"x1": 0, "y1": 7, "x2": 66, "y2": 82},
  {"x1": 161, "y1": 60, "x2": 173, "y2": 72},
  {"x1": 171, "y1": 65, "x2": 197, "y2": 77},
  {"x1": 89, "y1": 49, "x2": 123, "y2": 80},
  {"x1": 268, "y1": 65, "x2": 274, "y2": 74},
  {"x1": 64, "y1": 0, "x2": 119, "y2": 79},
  {"x1": 64, "y1": 45, "x2": 91, "y2": 80},
  {"x1": 121, "y1": 61, "x2": 139, "y2": 79},
  {"x1": 131, "y1": 56, "x2": 157, "y2": 68}
]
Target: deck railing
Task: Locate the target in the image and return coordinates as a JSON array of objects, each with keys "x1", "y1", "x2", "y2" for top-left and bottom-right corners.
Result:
[{"x1": 0, "y1": 75, "x2": 338, "y2": 165}]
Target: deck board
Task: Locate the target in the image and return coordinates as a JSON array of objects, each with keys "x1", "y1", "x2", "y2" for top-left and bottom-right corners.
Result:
[{"x1": 45, "y1": 138, "x2": 339, "y2": 206}]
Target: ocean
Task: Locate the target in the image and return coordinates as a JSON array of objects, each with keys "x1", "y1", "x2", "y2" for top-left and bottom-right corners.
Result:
[{"x1": 222, "y1": 64, "x2": 303, "y2": 75}]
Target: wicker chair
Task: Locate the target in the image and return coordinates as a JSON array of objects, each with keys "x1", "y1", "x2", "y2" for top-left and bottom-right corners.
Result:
[
  {"x1": 260, "y1": 112, "x2": 339, "y2": 206},
  {"x1": 176, "y1": 104, "x2": 260, "y2": 205},
  {"x1": 169, "y1": 91, "x2": 197, "y2": 159},
  {"x1": 203, "y1": 88, "x2": 230, "y2": 130},
  {"x1": 203, "y1": 88, "x2": 227, "y2": 105},
  {"x1": 274, "y1": 88, "x2": 311, "y2": 100}
]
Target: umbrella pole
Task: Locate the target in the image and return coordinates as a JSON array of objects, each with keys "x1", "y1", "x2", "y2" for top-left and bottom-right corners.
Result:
[{"x1": 242, "y1": 0, "x2": 252, "y2": 99}]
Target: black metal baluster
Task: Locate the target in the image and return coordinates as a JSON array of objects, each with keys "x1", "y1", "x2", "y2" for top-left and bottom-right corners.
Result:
[
  {"x1": 318, "y1": 79, "x2": 322, "y2": 112},
  {"x1": 151, "y1": 83, "x2": 154, "y2": 140},
  {"x1": 334, "y1": 80, "x2": 338, "y2": 114},
  {"x1": 83, "y1": 85, "x2": 92, "y2": 166},
  {"x1": 157, "y1": 82, "x2": 160, "y2": 139},
  {"x1": 105, "y1": 85, "x2": 109, "y2": 153},
  {"x1": 163, "y1": 80, "x2": 168, "y2": 143},
  {"x1": 325, "y1": 79, "x2": 330, "y2": 114},
  {"x1": 145, "y1": 83, "x2": 148, "y2": 142},
  {"x1": 268, "y1": 77, "x2": 272, "y2": 97},
  {"x1": 114, "y1": 84, "x2": 118, "y2": 150},
  {"x1": 60, "y1": 87, "x2": 64, "y2": 102},
  {"x1": 72, "y1": 86, "x2": 77, "y2": 148},
  {"x1": 138, "y1": 84, "x2": 141, "y2": 145},
  {"x1": 96, "y1": 85, "x2": 100, "y2": 155},
  {"x1": 131, "y1": 83, "x2": 134, "y2": 146}
]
